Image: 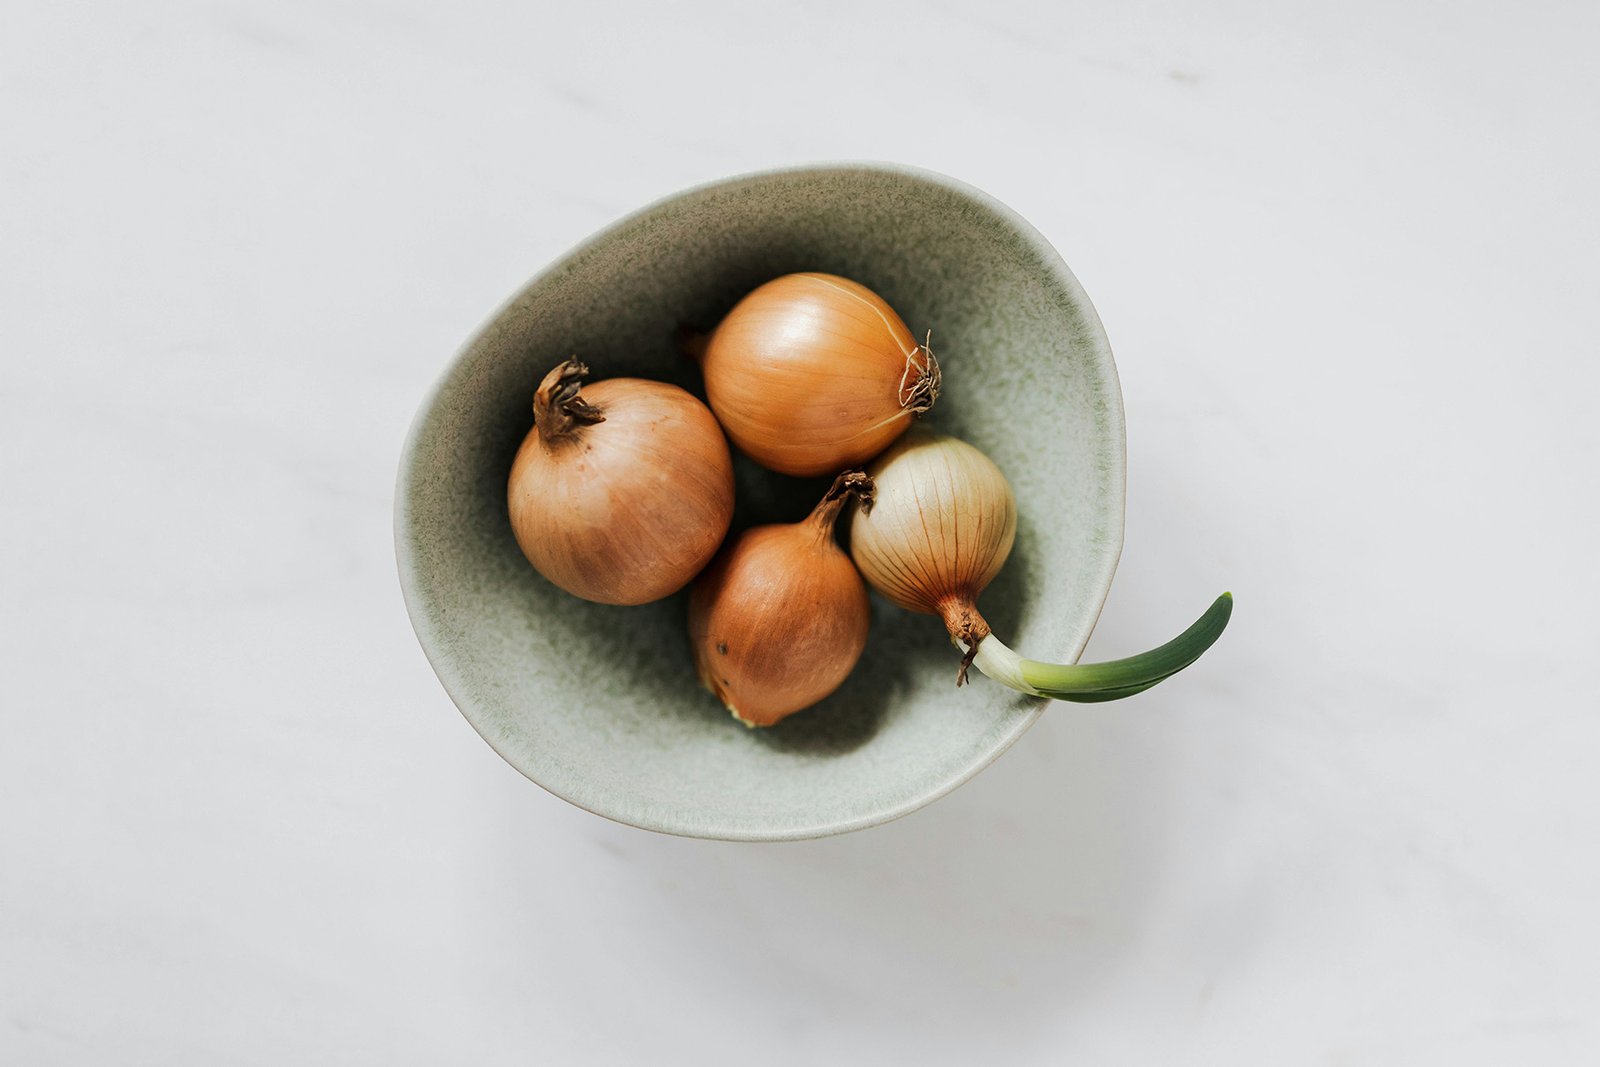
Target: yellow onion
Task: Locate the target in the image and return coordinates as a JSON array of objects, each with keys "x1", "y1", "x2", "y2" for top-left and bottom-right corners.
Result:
[
  {"x1": 694, "y1": 272, "x2": 940, "y2": 477},
  {"x1": 688, "y1": 471, "x2": 873, "y2": 727},
  {"x1": 850, "y1": 430, "x2": 1232, "y2": 701},
  {"x1": 507, "y1": 359, "x2": 734, "y2": 605}
]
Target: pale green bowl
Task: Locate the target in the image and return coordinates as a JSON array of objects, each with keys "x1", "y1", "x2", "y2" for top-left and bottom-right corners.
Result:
[{"x1": 395, "y1": 163, "x2": 1125, "y2": 840}]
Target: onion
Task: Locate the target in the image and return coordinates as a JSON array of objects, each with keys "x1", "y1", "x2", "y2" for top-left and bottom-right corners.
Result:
[
  {"x1": 693, "y1": 272, "x2": 940, "y2": 477},
  {"x1": 688, "y1": 471, "x2": 873, "y2": 726},
  {"x1": 507, "y1": 359, "x2": 734, "y2": 606},
  {"x1": 850, "y1": 430, "x2": 1232, "y2": 701}
]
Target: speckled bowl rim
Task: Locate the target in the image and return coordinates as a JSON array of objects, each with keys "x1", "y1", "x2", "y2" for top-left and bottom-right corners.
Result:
[{"x1": 395, "y1": 161, "x2": 1126, "y2": 840}]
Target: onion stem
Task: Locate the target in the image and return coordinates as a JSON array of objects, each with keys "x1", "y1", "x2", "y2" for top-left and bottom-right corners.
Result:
[{"x1": 970, "y1": 593, "x2": 1233, "y2": 703}]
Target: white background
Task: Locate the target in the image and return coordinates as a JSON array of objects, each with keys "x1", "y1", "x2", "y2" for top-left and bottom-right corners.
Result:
[{"x1": 4, "y1": 1, "x2": 1598, "y2": 1063}]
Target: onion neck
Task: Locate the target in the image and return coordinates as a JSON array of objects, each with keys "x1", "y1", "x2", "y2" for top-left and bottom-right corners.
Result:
[
  {"x1": 533, "y1": 359, "x2": 606, "y2": 443},
  {"x1": 936, "y1": 596, "x2": 992, "y2": 686},
  {"x1": 804, "y1": 469, "x2": 874, "y2": 545}
]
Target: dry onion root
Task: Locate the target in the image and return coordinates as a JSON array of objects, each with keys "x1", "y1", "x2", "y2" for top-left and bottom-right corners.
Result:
[
  {"x1": 507, "y1": 359, "x2": 734, "y2": 606},
  {"x1": 692, "y1": 273, "x2": 940, "y2": 477},
  {"x1": 849, "y1": 430, "x2": 1231, "y2": 701},
  {"x1": 688, "y1": 471, "x2": 874, "y2": 727}
]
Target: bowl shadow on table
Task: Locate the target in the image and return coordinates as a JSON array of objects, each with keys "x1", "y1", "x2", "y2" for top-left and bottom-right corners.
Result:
[
  {"x1": 716, "y1": 731, "x2": 1168, "y2": 1037},
  {"x1": 565, "y1": 708, "x2": 1174, "y2": 1047}
]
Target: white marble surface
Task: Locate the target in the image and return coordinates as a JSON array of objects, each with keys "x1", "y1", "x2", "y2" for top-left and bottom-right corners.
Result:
[{"x1": 4, "y1": 0, "x2": 1598, "y2": 1062}]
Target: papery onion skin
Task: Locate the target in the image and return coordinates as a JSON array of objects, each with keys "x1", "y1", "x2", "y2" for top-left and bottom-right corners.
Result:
[
  {"x1": 848, "y1": 429, "x2": 1016, "y2": 646},
  {"x1": 508, "y1": 360, "x2": 734, "y2": 606},
  {"x1": 688, "y1": 472, "x2": 872, "y2": 727},
  {"x1": 698, "y1": 273, "x2": 940, "y2": 477}
]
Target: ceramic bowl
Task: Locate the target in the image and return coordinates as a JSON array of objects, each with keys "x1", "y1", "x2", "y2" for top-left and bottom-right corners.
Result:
[{"x1": 395, "y1": 162, "x2": 1125, "y2": 840}]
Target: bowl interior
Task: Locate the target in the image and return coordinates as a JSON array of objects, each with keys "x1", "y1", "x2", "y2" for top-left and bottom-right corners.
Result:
[{"x1": 396, "y1": 164, "x2": 1124, "y2": 840}]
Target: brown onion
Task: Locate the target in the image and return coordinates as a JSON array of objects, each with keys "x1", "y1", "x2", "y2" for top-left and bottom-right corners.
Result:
[
  {"x1": 688, "y1": 471, "x2": 873, "y2": 727},
  {"x1": 507, "y1": 359, "x2": 734, "y2": 605},
  {"x1": 694, "y1": 272, "x2": 940, "y2": 477}
]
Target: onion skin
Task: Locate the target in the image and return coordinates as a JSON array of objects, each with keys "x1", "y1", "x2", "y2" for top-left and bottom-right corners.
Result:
[
  {"x1": 698, "y1": 273, "x2": 940, "y2": 477},
  {"x1": 507, "y1": 360, "x2": 734, "y2": 606},
  {"x1": 849, "y1": 429, "x2": 1017, "y2": 660},
  {"x1": 688, "y1": 472, "x2": 872, "y2": 727}
]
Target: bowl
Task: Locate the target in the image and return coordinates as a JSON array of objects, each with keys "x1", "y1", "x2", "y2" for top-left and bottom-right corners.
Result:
[{"x1": 395, "y1": 162, "x2": 1126, "y2": 840}]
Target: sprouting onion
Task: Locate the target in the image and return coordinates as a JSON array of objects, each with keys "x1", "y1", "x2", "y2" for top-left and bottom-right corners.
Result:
[{"x1": 848, "y1": 430, "x2": 1231, "y2": 701}]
